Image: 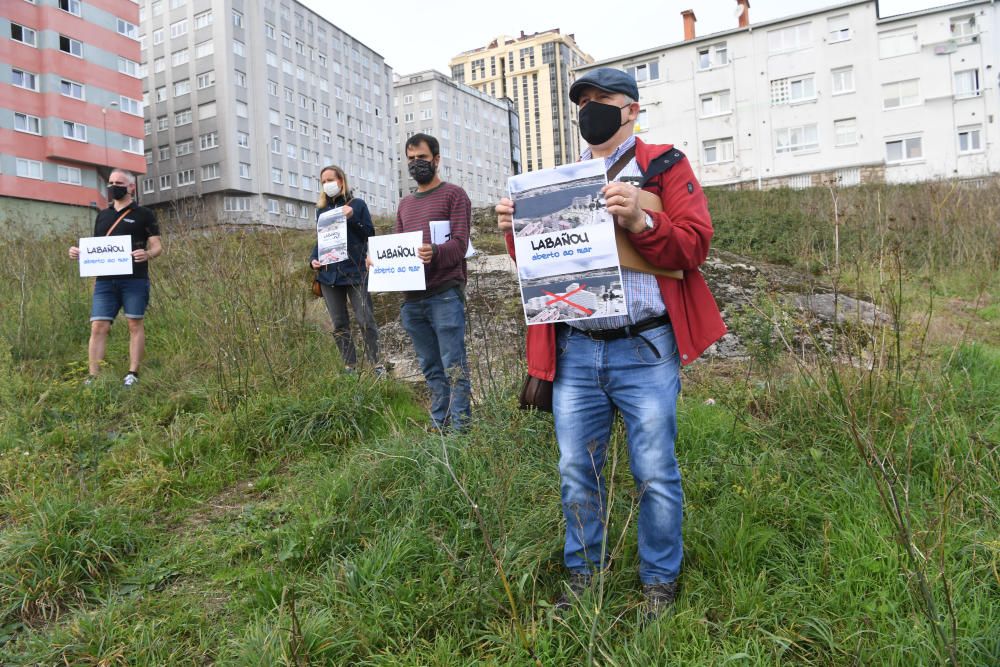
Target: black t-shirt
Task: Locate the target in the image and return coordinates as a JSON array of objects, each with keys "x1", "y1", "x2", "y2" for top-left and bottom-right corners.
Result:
[{"x1": 92, "y1": 203, "x2": 160, "y2": 280}]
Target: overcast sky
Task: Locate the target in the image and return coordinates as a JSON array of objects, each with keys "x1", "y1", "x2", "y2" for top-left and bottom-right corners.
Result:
[{"x1": 300, "y1": 0, "x2": 950, "y2": 75}]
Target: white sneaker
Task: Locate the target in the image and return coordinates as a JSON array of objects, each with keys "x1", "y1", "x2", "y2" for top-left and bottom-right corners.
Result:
[{"x1": 123, "y1": 372, "x2": 139, "y2": 387}]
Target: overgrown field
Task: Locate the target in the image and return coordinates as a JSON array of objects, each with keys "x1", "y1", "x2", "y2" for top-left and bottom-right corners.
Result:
[{"x1": 0, "y1": 183, "x2": 998, "y2": 665}]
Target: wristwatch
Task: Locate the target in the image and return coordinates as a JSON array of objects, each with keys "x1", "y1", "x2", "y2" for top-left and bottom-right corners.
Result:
[{"x1": 641, "y1": 212, "x2": 655, "y2": 233}]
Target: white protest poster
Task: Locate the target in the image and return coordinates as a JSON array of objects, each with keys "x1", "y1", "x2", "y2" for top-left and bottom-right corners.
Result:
[
  {"x1": 429, "y1": 220, "x2": 476, "y2": 259},
  {"x1": 78, "y1": 236, "x2": 133, "y2": 277},
  {"x1": 367, "y1": 231, "x2": 426, "y2": 292},
  {"x1": 508, "y1": 158, "x2": 626, "y2": 324},
  {"x1": 316, "y1": 207, "x2": 348, "y2": 265}
]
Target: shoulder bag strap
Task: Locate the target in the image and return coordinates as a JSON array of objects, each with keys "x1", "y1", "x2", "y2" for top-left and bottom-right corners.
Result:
[
  {"x1": 105, "y1": 208, "x2": 131, "y2": 237},
  {"x1": 606, "y1": 145, "x2": 637, "y2": 182}
]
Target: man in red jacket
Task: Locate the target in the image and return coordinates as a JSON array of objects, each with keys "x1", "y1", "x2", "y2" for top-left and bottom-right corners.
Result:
[{"x1": 496, "y1": 68, "x2": 725, "y2": 620}]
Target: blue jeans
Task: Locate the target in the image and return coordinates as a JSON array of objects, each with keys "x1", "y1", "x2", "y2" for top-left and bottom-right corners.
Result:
[
  {"x1": 554, "y1": 323, "x2": 682, "y2": 584},
  {"x1": 91, "y1": 278, "x2": 150, "y2": 321},
  {"x1": 400, "y1": 287, "x2": 472, "y2": 429}
]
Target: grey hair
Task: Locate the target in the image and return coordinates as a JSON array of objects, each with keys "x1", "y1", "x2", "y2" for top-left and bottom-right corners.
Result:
[{"x1": 109, "y1": 168, "x2": 136, "y2": 185}]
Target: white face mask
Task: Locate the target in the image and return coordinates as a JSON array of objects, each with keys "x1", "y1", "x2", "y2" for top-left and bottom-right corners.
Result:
[{"x1": 323, "y1": 181, "x2": 341, "y2": 198}]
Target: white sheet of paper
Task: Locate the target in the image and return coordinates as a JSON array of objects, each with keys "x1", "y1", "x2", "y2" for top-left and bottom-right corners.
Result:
[
  {"x1": 367, "y1": 231, "x2": 426, "y2": 292},
  {"x1": 79, "y1": 235, "x2": 133, "y2": 277},
  {"x1": 429, "y1": 220, "x2": 476, "y2": 258},
  {"x1": 317, "y1": 207, "x2": 349, "y2": 265}
]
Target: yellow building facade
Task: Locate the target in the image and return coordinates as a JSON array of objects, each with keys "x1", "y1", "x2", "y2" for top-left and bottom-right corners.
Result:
[{"x1": 449, "y1": 29, "x2": 592, "y2": 172}]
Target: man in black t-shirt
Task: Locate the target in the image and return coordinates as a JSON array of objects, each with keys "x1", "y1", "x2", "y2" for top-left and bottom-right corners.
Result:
[{"x1": 69, "y1": 169, "x2": 162, "y2": 386}]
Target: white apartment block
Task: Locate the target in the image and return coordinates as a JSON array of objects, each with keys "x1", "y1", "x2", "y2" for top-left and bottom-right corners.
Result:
[
  {"x1": 394, "y1": 70, "x2": 520, "y2": 208},
  {"x1": 137, "y1": 0, "x2": 397, "y2": 226},
  {"x1": 582, "y1": 0, "x2": 999, "y2": 188}
]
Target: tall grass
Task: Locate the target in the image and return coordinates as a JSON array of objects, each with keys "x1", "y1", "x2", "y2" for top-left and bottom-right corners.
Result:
[{"x1": 0, "y1": 187, "x2": 997, "y2": 665}]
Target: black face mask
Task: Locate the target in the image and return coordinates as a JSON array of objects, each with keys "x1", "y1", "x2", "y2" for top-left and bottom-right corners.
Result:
[
  {"x1": 578, "y1": 101, "x2": 630, "y2": 146},
  {"x1": 108, "y1": 185, "x2": 129, "y2": 201},
  {"x1": 408, "y1": 159, "x2": 436, "y2": 185}
]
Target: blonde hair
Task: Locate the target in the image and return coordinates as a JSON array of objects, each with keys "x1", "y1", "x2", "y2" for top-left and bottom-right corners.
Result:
[{"x1": 315, "y1": 165, "x2": 353, "y2": 209}]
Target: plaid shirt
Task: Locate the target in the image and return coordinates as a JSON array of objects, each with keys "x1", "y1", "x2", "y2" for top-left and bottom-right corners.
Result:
[{"x1": 569, "y1": 135, "x2": 668, "y2": 331}]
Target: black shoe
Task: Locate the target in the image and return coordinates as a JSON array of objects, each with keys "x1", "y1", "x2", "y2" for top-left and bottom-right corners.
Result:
[
  {"x1": 553, "y1": 573, "x2": 593, "y2": 611},
  {"x1": 641, "y1": 581, "x2": 678, "y2": 621}
]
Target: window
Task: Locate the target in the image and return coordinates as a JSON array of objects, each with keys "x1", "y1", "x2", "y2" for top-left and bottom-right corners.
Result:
[
  {"x1": 199, "y1": 131, "x2": 218, "y2": 149},
  {"x1": 197, "y1": 103, "x2": 218, "y2": 123},
  {"x1": 770, "y1": 74, "x2": 815, "y2": 105},
  {"x1": 828, "y1": 14, "x2": 850, "y2": 42},
  {"x1": 953, "y1": 69, "x2": 980, "y2": 98},
  {"x1": 176, "y1": 140, "x2": 193, "y2": 156},
  {"x1": 834, "y1": 118, "x2": 857, "y2": 146},
  {"x1": 885, "y1": 135, "x2": 922, "y2": 163},
  {"x1": 237, "y1": 131, "x2": 249, "y2": 148},
  {"x1": 154, "y1": 57, "x2": 166, "y2": 73},
  {"x1": 196, "y1": 41, "x2": 214, "y2": 59},
  {"x1": 284, "y1": 202, "x2": 296, "y2": 216},
  {"x1": 60, "y1": 79, "x2": 85, "y2": 100},
  {"x1": 153, "y1": 29, "x2": 164, "y2": 45},
  {"x1": 10, "y1": 23, "x2": 37, "y2": 47},
  {"x1": 700, "y1": 90, "x2": 731, "y2": 116},
  {"x1": 235, "y1": 101, "x2": 248, "y2": 118},
  {"x1": 239, "y1": 163, "x2": 251, "y2": 179},
  {"x1": 201, "y1": 163, "x2": 220, "y2": 180},
  {"x1": 170, "y1": 19, "x2": 188, "y2": 39},
  {"x1": 272, "y1": 167, "x2": 283, "y2": 184},
  {"x1": 155, "y1": 86, "x2": 167, "y2": 102},
  {"x1": 288, "y1": 172, "x2": 298, "y2": 187},
  {"x1": 878, "y1": 27, "x2": 918, "y2": 58},
  {"x1": 158, "y1": 145, "x2": 170, "y2": 161},
  {"x1": 15, "y1": 113, "x2": 41, "y2": 135},
  {"x1": 142, "y1": 178, "x2": 154, "y2": 194},
  {"x1": 159, "y1": 174, "x2": 172, "y2": 190},
  {"x1": 145, "y1": 150, "x2": 153, "y2": 164},
  {"x1": 172, "y1": 49, "x2": 189, "y2": 67},
  {"x1": 233, "y1": 10, "x2": 243, "y2": 28},
  {"x1": 266, "y1": 51, "x2": 277, "y2": 67},
  {"x1": 11, "y1": 69, "x2": 38, "y2": 92},
  {"x1": 234, "y1": 70, "x2": 247, "y2": 87},
  {"x1": 57, "y1": 165, "x2": 82, "y2": 185},
  {"x1": 58, "y1": 0, "x2": 81, "y2": 15},
  {"x1": 268, "y1": 199, "x2": 279, "y2": 214},
  {"x1": 267, "y1": 80, "x2": 278, "y2": 96},
  {"x1": 950, "y1": 15, "x2": 976, "y2": 38},
  {"x1": 404, "y1": 112, "x2": 414, "y2": 123},
  {"x1": 768, "y1": 23, "x2": 811, "y2": 52},
  {"x1": 775, "y1": 124, "x2": 819, "y2": 153},
  {"x1": 634, "y1": 109, "x2": 649, "y2": 132},
  {"x1": 420, "y1": 109, "x2": 433, "y2": 120},
  {"x1": 60, "y1": 35, "x2": 83, "y2": 57},
  {"x1": 16, "y1": 158, "x2": 43, "y2": 179},
  {"x1": 120, "y1": 96, "x2": 142, "y2": 116},
  {"x1": 170, "y1": 0, "x2": 185, "y2": 8},
  {"x1": 194, "y1": 11, "x2": 213, "y2": 29},
  {"x1": 882, "y1": 79, "x2": 919, "y2": 109},
  {"x1": 123, "y1": 137, "x2": 143, "y2": 154},
  {"x1": 174, "y1": 79, "x2": 191, "y2": 96},
  {"x1": 271, "y1": 136, "x2": 281, "y2": 153},
  {"x1": 265, "y1": 23, "x2": 275, "y2": 39},
  {"x1": 703, "y1": 137, "x2": 734, "y2": 164},
  {"x1": 957, "y1": 125, "x2": 982, "y2": 153},
  {"x1": 175, "y1": 108, "x2": 192, "y2": 126},
  {"x1": 233, "y1": 40, "x2": 245, "y2": 57},
  {"x1": 63, "y1": 121, "x2": 87, "y2": 142},
  {"x1": 119, "y1": 57, "x2": 140, "y2": 78},
  {"x1": 225, "y1": 196, "x2": 251, "y2": 211},
  {"x1": 177, "y1": 169, "x2": 195, "y2": 186},
  {"x1": 831, "y1": 67, "x2": 854, "y2": 95},
  {"x1": 197, "y1": 71, "x2": 215, "y2": 89},
  {"x1": 626, "y1": 61, "x2": 660, "y2": 83},
  {"x1": 156, "y1": 116, "x2": 168, "y2": 131}
]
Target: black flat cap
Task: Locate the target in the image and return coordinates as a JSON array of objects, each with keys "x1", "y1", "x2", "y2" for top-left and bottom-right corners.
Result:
[{"x1": 569, "y1": 67, "x2": 640, "y2": 104}]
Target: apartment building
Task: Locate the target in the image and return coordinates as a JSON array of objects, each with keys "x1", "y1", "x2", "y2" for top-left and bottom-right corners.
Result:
[
  {"x1": 449, "y1": 29, "x2": 592, "y2": 173},
  {"x1": 137, "y1": 0, "x2": 396, "y2": 227},
  {"x1": 394, "y1": 70, "x2": 519, "y2": 208},
  {"x1": 1, "y1": 0, "x2": 146, "y2": 214},
  {"x1": 582, "y1": 0, "x2": 999, "y2": 188}
]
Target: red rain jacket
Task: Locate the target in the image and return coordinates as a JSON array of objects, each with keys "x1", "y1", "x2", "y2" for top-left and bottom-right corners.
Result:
[{"x1": 505, "y1": 138, "x2": 726, "y2": 380}]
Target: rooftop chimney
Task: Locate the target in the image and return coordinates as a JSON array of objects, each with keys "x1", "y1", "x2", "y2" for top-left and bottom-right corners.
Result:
[
  {"x1": 737, "y1": 0, "x2": 750, "y2": 28},
  {"x1": 682, "y1": 10, "x2": 697, "y2": 41}
]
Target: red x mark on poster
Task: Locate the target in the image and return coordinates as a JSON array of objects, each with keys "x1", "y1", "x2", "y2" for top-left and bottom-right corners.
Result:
[{"x1": 544, "y1": 284, "x2": 593, "y2": 316}]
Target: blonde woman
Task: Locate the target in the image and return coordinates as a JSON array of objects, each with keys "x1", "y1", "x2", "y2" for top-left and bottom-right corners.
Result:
[{"x1": 309, "y1": 165, "x2": 382, "y2": 373}]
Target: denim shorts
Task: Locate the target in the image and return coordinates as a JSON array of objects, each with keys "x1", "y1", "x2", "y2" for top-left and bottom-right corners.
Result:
[{"x1": 90, "y1": 278, "x2": 150, "y2": 322}]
